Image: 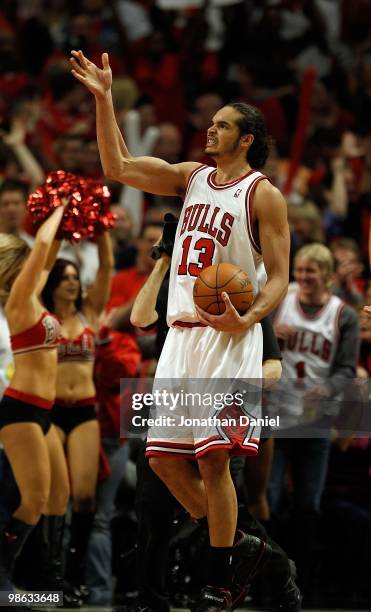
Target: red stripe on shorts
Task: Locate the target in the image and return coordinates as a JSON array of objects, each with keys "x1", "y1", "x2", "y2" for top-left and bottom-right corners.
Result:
[{"x1": 4, "y1": 388, "x2": 53, "y2": 410}]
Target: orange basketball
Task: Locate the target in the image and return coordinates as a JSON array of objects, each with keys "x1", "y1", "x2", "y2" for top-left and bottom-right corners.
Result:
[{"x1": 193, "y1": 263, "x2": 254, "y2": 315}]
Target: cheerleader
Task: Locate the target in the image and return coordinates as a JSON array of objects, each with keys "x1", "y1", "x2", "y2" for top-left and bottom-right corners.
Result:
[
  {"x1": 0, "y1": 203, "x2": 69, "y2": 589},
  {"x1": 42, "y1": 232, "x2": 113, "y2": 595}
]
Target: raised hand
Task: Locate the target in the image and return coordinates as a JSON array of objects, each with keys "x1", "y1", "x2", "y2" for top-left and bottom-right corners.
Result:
[
  {"x1": 70, "y1": 50, "x2": 112, "y2": 98},
  {"x1": 0, "y1": 116, "x2": 27, "y2": 147}
]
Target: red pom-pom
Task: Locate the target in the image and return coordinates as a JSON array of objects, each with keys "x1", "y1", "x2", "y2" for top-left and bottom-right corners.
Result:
[{"x1": 27, "y1": 171, "x2": 116, "y2": 242}]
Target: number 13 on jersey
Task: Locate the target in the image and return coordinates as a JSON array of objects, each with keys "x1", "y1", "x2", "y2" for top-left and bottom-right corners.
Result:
[{"x1": 178, "y1": 236, "x2": 215, "y2": 277}]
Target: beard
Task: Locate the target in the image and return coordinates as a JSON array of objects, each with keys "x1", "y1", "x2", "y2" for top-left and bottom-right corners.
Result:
[{"x1": 205, "y1": 136, "x2": 241, "y2": 159}]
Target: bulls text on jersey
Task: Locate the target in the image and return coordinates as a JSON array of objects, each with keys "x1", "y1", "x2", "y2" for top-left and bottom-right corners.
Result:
[
  {"x1": 180, "y1": 204, "x2": 235, "y2": 247},
  {"x1": 278, "y1": 330, "x2": 332, "y2": 362}
]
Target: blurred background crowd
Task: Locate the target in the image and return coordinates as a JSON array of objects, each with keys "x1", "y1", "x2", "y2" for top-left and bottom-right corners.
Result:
[{"x1": 0, "y1": 0, "x2": 371, "y2": 609}]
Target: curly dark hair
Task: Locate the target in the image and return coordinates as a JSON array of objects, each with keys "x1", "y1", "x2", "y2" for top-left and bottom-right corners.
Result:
[
  {"x1": 42, "y1": 258, "x2": 82, "y2": 313},
  {"x1": 227, "y1": 102, "x2": 272, "y2": 169}
]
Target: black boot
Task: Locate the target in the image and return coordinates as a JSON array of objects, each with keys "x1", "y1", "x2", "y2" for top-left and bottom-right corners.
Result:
[
  {"x1": 45, "y1": 515, "x2": 83, "y2": 608},
  {"x1": 19, "y1": 515, "x2": 83, "y2": 608},
  {"x1": 0, "y1": 518, "x2": 34, "y2": 589},
  {"x1": 15, "y1": 516, "x2": 48, "y2": 589},
  {"x1": 65, "y1": 511, "x2": 95, "y2": 600},
  {"x1": 44, "y1": 515, "x2": 64, "y2": 589}
]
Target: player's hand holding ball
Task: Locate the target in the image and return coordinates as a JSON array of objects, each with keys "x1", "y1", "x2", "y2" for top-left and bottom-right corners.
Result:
[{"x1": 193, "y1": 263, "x2": 254, "y2": 333}]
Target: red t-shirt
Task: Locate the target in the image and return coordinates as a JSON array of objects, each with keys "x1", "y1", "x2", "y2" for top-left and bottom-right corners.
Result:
[{"x1": 106, "y1": 267, "x2": 148, "y2": 311}]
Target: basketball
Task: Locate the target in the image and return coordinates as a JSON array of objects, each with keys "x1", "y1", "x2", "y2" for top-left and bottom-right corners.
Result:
[{"x1": 193, "y1": 263, "x2": 254, "y2": 315}]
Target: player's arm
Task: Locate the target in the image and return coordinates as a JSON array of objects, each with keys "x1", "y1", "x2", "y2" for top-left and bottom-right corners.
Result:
[
  {"x1": 70, "y1": 50, "x2": 198, "y2": 196},
  {"x1": 243, "y1": 181, "x2": 290, "y2": 327},
  {"x1": 130, "y1": 256, "x2": 170, "y2": 328}
]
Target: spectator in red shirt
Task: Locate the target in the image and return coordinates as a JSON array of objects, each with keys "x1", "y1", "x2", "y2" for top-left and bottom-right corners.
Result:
[{"x1": 106, "y1": 221, "x2": 163, "y2": 328}]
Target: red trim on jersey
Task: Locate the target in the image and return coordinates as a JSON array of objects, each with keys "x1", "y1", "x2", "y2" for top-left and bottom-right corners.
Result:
[
  {"x1": 295, "y1": 292, "x2": 334, "y2": 320},
  {"x1": 245, "y1": 175, "x2": 269, "y2": 254},
  {"x1": 4, "y1": 388, "x2": 53, "y2": 410},
  {"x1": 184, "y1": 164, "x2": 207, "y2": 200},
  {"x1": 173, "y1": 320, "x2": 206, "y2": 328},
  {"x1": 207, "y1": 168, "x2": 255, "y2": 190},
  {"x1": 54, "y1": 396, "x2": 96, "y2": 408}
]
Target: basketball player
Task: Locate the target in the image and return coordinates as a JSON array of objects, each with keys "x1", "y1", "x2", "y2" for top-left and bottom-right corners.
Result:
[
  {"x1": 71, "y1": 50, "x2": 290, "y2": 610},
  {"x1": 269, "y1": 243, "x2": 360, "y2": 597},
  {"x1": 0, "y1": 204, "x2": 70, "y2": 590},
  {"x1": 130, "y1": 232, "x2": 301, "y2": 612}
]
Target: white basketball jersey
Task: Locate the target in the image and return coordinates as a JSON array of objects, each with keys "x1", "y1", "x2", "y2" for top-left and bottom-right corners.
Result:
[
  {"x1": 275, "y1": 286, "x2": 345, "y2": 379},
  {"x1": 266, "y1": 286, "x2": 345, "y2": 428},
  {"x1": 167, "y1": 165, "x2": 268, "y2": 325}
]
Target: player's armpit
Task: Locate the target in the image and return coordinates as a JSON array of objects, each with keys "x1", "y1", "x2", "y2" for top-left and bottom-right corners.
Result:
[{"x1": 108, "y1": 158, "x2": 200, "y2": 197}]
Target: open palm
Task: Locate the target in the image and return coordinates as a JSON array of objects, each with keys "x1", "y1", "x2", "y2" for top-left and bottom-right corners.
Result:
[{"x1": 70, "y1": 50, "x2": 112, "y2": 98}]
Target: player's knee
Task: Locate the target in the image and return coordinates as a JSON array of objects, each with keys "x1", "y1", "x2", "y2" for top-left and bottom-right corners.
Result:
[
  {"x1": 149, "y1": 457, "x2": 174, "y2": 482},
  {"x1": 198, "y1": 451, "x2": 229, "y2": 482}
]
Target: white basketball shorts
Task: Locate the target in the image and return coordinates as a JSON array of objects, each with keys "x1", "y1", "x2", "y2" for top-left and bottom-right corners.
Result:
[{"x1": 145, "y1": 322, "x2": 263, "y2": 459}]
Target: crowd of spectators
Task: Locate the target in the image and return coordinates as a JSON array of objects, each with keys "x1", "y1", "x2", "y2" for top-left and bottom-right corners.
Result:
[{"x1": 0, "y1": 0, "x2": 371, "y2": 609}]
